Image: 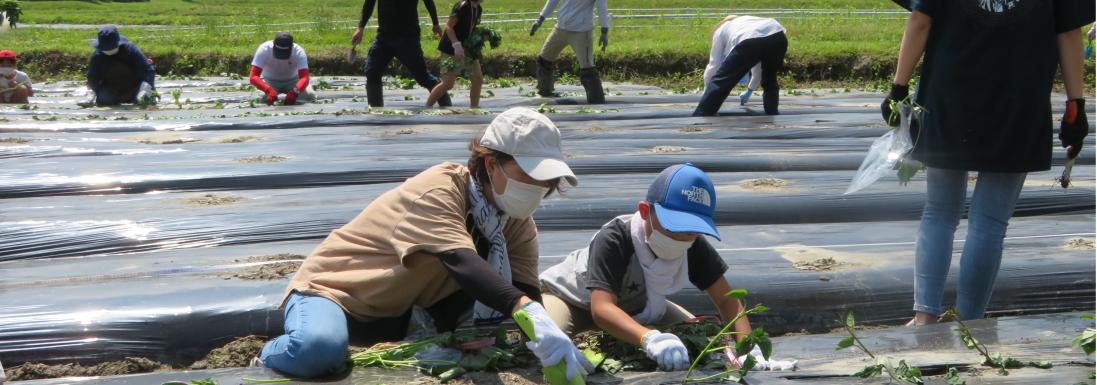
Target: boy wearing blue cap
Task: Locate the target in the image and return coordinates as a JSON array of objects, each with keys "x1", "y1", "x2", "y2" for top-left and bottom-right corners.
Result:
[
  {"x1": 84, "y1": 25, "x2": 156, "y2": 106},
  {"x1": 540, "y1": 164, "x2": 782, "y2": 372}
]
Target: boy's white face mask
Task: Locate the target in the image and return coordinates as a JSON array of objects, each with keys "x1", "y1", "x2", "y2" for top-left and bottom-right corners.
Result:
[
  {"x1": 102, "y1": 48, "x2": 120, "y2": 56},
  {"x1": 645, "y1": 216, "x2": 693, "y2": 260},
  {"x1": 0, "y1": 67, "x2": 14, "y2": 76}
]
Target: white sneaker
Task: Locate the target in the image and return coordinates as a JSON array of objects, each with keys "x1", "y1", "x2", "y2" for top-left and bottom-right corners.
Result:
[{"x1": 1, "y1": 357, "x2": 6, "y2": 383}]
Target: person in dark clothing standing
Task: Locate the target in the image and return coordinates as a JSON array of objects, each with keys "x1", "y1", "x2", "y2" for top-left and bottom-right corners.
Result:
[
  {"x1": 85, "y1": 25, "x2": 156, "y2": 106},
  {"x1": 353, "y1": 0, "x2": 451, "y2": 107},
  {"x1": 881, "y1": 0, "x2": 1093, "y2": 325}
]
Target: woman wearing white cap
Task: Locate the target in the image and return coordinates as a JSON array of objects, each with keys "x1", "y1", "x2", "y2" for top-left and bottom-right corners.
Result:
[{"x1": 258, "y1": 107, "x2": 592, "y2": 380}]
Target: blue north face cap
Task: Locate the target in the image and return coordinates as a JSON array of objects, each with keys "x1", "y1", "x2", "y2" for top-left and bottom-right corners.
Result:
[{"x1": 645, "y1": 163, "x2": 720, "y2": 240}]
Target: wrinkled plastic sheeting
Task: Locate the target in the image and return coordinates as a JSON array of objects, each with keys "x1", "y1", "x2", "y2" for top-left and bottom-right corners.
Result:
[
  {"x1": 0, "y1": 216, "x2": 1090, "y2": 365},
  {"x1": 0, "y1": 169, "x2": 1092, "y2": 260},
  {"x1": 15, "y1": 313, "x2": 1094, "y2": 384},
  {"x1": 1, "y1": 86, "x2": 1092, "y2": 369}
]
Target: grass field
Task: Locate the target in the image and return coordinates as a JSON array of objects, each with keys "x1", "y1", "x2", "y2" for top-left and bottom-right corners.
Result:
[
  {"x1": 2, "y1": 0, "x2": 1091, "y2": 89},
  {"x1": 3, "y1": 1, "x2": 905, "y2": 76}
]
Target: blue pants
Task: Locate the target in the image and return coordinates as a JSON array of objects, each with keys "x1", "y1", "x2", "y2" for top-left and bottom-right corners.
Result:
[
  {"x1": 693, "y1": 32, "x2": 787, "y2": 116},
  {"x1": 95, "y1": 87, "x2": 138, "y2": 106},
  {"x1": 260, "y1": 290, "x2": 472, "y2": 378},
  {"x1": 913, "y1": 168, "x2": 1026, "y2": 320},
  {"x1": 260, "y1": 293, "x2": 352, "y2": 378},
  {"x1": 363, "y1": 33, "x2": 442, "y2": 107}
]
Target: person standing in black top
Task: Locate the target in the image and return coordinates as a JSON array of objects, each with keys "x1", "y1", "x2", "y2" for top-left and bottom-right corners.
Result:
[
  {"x1": 880, "y1": 0, "x2": 1093, "y2": 325},
  {"x1": 352, "y1": 0, "x2": 452, "y2": 107},
  {"x1": 425, "y1": 0, "x2": 484, "y2": 108}
]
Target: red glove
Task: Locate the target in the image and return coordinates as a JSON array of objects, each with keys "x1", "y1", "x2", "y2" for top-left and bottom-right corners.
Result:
[
  {"x1": 284, "y1": 89, "x2": 298, "y2": 105},
  {"x1": 263, "y1": 88, "x2": 278, "y2": 105},
  {"x1": 249, "y1": 65, "x2": 278, "y2": 105}
]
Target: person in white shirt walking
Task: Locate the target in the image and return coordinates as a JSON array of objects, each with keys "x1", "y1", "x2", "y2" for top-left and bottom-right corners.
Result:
[
  {"x1": 694, "y1": 16, "x2": 787, "y2": 116},
  {"x1": 529, "y1": 0, "x2": 610, "y2": 104}
]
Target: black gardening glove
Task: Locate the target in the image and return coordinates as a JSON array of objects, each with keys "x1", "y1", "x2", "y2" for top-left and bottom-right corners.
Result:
[
  {"x1": 1060, "y1": 98, "x2": 1089, "y2": 159},
  {"x1": 880, "y1": 83, "x2": 909, "y2": 127}
]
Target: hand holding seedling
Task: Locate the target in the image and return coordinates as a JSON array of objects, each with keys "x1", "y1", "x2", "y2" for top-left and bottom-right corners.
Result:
[{"x1": 881, "y1": 83, "x2": 909, "y2": 126}]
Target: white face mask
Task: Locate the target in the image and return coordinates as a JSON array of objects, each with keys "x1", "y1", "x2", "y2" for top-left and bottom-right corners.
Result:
[
  {"x1": 489, "y1": 164, "x2": 548, "y2": 219},
  {"x1": 646, "y1": 219, "x2": 693, "y2": 260},
  {"x1": 102, "y1": 48, "x2": 119, "y2": 56},
  {"x1": 0, "y1": 67, "x2": 13, "y2": 76}
]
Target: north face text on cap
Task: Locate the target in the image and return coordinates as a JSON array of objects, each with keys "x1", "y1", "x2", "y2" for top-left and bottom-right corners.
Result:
[{"x1": 682, "y1": 186, "x2": 712, "y2": 207}]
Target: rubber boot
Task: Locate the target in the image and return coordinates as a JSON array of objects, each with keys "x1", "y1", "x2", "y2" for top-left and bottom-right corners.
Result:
[
  {"x1": 536, "y1": 56, "x2": 556, "y2": 97},
  {"x1": 366, "y1": 76, "x2": 384, "y2": 107},
  {"x1": 579, "y1": 67, "x2": 605, "y2": 105}
]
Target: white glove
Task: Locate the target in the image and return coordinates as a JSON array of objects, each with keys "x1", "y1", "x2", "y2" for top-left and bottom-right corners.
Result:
[
  {"x1": 522, "y1": 302, "x2": 594, "y2": 380},
  {"x1": 137, "y1": 81, "x2": 154, "y2": 103},
  {"x1": 79, "y1": 88, "x2": 97, "y2": 107},
  {"x1": 452, "y1": 42, "x2": 465, "y2": 60},
  {"x1": 730, "y1": 345, "x2": 798, "y2": 371},
  {"x1": 642, "y1": 330, "x2": 690, "y2": 372},
  {"x1": 739, "y1": 88, "x2": 754, "y2": 105}
]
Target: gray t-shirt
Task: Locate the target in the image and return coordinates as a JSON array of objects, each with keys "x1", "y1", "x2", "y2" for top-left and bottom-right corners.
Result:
[{"x1": 540, "y1": 215, "x2": 728, "y2": 314}]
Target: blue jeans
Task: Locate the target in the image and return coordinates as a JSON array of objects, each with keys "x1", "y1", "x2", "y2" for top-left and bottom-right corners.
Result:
[
  {"x1": 261, "y1": 290, "x2": 468, "y2": 378},
  {"x1": 95, "y1": 87, "x2": 138, "y2": 106},
  {"x1": 260, "y1": 292, "x2": 350, "y2": 378},
  {"x1": 913, "y1": 167, "x2": 1026, "y2": 320}
]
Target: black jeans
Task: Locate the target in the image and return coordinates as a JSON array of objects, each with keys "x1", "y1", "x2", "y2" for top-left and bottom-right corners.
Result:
[
  {"x1": 693, "y1": 31, "x2": 788, "y2": 116},
  {"x1": 363, "y1": 33, "x2": 442, "y2": 106}
]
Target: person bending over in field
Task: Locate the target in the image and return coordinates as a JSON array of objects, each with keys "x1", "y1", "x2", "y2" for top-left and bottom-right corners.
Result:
[
  {"x1": 84, "y1": 25, "x2": 156, "y2": 106},
  {"x1": 0, "y1": 49, "x2": 33, "y2": 104},
  {"x1": 539, "y1": 163, "x2": 796, "y2": 372},
  {"x1": 249, "y1": 32, "x2": 316, "y2": 106}
]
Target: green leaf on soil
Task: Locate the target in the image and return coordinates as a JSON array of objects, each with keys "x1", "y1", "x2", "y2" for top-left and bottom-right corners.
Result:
[{"x1": 945, "y1": 367, "x2": 966, "y2": 385}]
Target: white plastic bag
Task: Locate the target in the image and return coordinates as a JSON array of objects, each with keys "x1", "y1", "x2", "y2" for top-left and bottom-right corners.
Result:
[{"x1": 844, "y1": 103, "x2": 920, "y2": 195}]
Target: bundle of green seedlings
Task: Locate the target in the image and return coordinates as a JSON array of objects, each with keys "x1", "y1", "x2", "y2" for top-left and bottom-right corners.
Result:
[
  {"x1": 575, "y1": 289, "x2": 772, "y2": 385},
  {"x1": 349, "y1": 325, "x2": 538, "y2": 382},
  {"x1": 884, "y1": 96, "x2": 926, "y2": 186},
  {"x1": 442, "y1": 27, "x2": 503, "y2": 77}
]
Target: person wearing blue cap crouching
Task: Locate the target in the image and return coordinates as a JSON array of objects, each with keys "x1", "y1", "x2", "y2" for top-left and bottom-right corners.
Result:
[
  {"x1": 539, "y1": 164, "x2": 797, "y2": 373},
  {"x1": 84, "y1": 25, "x2": 156, "y2": 106}
]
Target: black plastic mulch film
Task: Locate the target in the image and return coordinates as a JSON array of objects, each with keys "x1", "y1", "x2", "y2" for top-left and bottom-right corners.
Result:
[{"x1": 0, "y1": 81, "x2": 1092, "y2": 370}]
